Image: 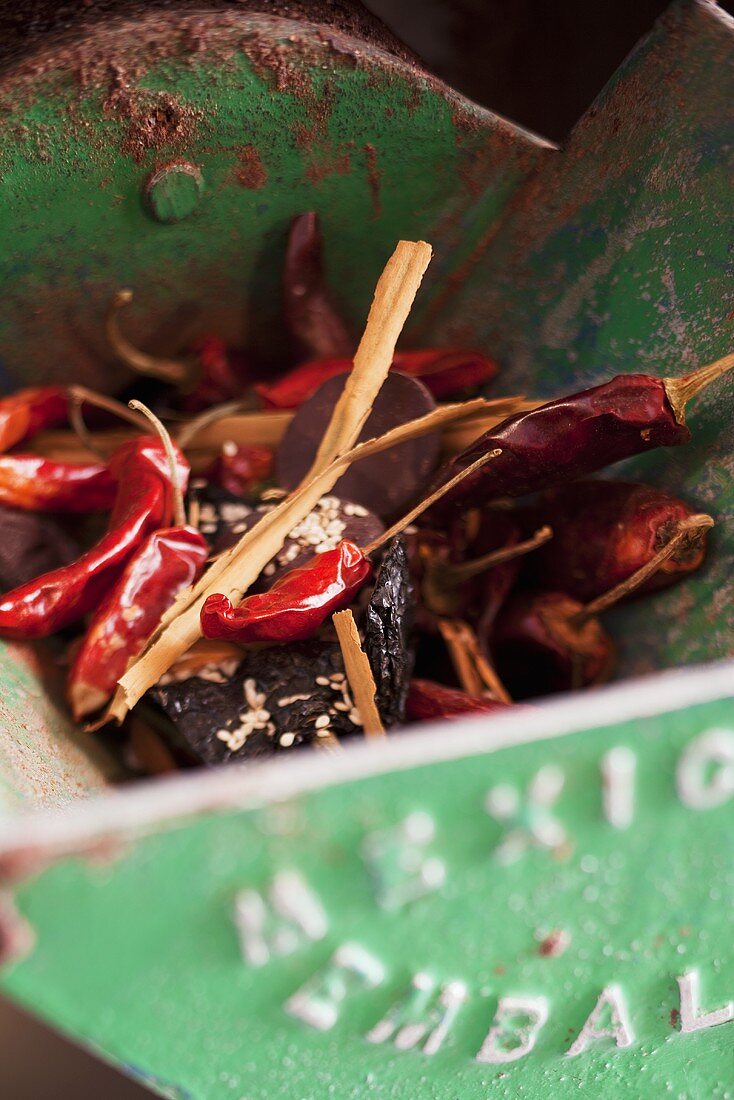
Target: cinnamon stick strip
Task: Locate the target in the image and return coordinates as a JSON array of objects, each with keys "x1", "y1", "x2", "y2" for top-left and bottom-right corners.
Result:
[{"x1": 333, "y1": 609, "x2": 385, "y2": 738}]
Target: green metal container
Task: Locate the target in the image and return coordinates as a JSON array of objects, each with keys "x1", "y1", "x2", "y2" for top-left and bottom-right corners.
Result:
[{"x1": 0, "y1": 2, "x2": 732, "y2": 1096}]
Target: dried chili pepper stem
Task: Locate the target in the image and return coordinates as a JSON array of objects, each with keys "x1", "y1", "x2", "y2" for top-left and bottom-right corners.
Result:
[
  {"x1": 363, "y1": 449, "x2": 502, "y2": 555},
  {"x1": 107, "y1": 289, "x2": 196, "y2": 388},
  {"x1": 68, "y1": 394, "x2": 109, "y2": 460},
  {"x1": 571, "y1": 513, "x2": 714, "y2": 625},
  {"x1": 664, "y1": 352, "x2": 734, "y2": 423},
  {"x1": 129, "y1": 400, "x2": 186, "y2": 529},
  {"x1": 445, "y1": 524, "x2": 553, "y2": 583},
  {"x1": 437, "y1": 618, "x2": 512, "y2": 703}
]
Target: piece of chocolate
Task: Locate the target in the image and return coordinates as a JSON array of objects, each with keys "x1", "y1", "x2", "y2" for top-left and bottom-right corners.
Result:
[
  {"x1": 276, "y1": 372, "x2": 441, "y2": 518},
  {"x1": 364, "y1": 537, "x2": 414, "y2": 727},
  {"x1": 210, "y1": 493, "x2": 384, "y2": 588},
  {"x1": 0, "y1": 505, "x2": 79, "y2": 591},
  {"x1": 149, "y1": 641, "x2": 363, "y2": 766}
]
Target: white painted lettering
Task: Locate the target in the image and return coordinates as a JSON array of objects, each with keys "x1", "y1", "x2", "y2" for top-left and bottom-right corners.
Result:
[
  {"x1": 362, "y1": 811, "x2": 446, "y2": 910},
  {"x1": 234, "y1": 869, "x2": 328, "y2": 967},
  {"x1": 677, "y1": 969, "x2": 734, "y2": 1033},
  {"x1": 677, "y1": 728, "x2": 734, "y2": 810},
  {"x1": 485, "y1": 765, "x2": 567, "y2": 863},
  {"x1": 567, "y1": 984, "x2": 634, "y2": 1056},
  {"x1": 476, "y1": 995, "x2": 549, "y2": 1064},
  {"x1": 601, "y1": 746, "x2": 636, "y2": 829},
  {"x1": 366, "y1": 972, "x2": 468, "y2": 1055},
  {"x1": 285, "y1": 943, "x2": 385, "y2": 1031}
]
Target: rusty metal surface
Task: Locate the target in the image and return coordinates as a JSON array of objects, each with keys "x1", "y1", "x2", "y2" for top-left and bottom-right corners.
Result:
[{"x1": 0, "y1": 6, "x2": 549, "y2": 394}]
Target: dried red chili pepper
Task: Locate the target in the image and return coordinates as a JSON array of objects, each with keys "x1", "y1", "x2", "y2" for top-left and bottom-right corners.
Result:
[
  {"x1": 68, "y1": 525, "x2": 208, "y2": 719},
  {"x1": 201, "y1": 539, "x2": 373, "y2": 643},
  {"x1": 0, "y1": 386, "x2": 68, "y2": 453},
  {"x1": 256, "y1": 347, "x2": 497, "y2": 410},
  {"x1": 493, "y1": 590, "x2": 615, "y2": 699},
  {"x1": 204, "y1": 443, "x2": 274, "y2": 497},
  {"x1": 527, "y1": 481, "x2": 710, "y2": 602},
  {"x1": 406, "y1": 679, "x2": 514, "y2": 721},
  {"x1": 106, "y1": 292, "x2": 248, "y2": 411},
  {"x1": 282, "y1": 211, "x2": 353, "y2": 361},
  {"x1": 493, "y1": 512, "x2": 713, "y2": 698},
  {"x1": 201, "y1": 451, "x2": 499, "y2": 646},
  {"x1": 0, "y1": 454, "x2": 116, "y2": 512},
  {"x1": 427, "y1": 355, "x2": 734, "y2": 516},
  {"x1": 0, "y1": 436, "x2": 189, "y2": 639}
]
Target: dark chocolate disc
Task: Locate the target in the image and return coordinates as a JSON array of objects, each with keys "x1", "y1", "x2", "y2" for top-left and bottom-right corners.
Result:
[
  {"x1": 148, "y1": 641, "x2": 364, "y2": 766},
  {"x1": 276, "y1": 372, "x2": 441, "y2": 518},
  {"x1": 364, "y1": 536, "x2": 414, "y2": 727},
  {"x1": 190, "y1": 483, "x2": 254, "y2": 549},
  {"x1": 212, "y1": 493, "x2": 384, "y2": 589}
]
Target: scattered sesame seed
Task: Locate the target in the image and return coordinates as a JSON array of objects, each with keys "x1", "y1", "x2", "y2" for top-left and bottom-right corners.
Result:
[{"x1": 315, "y1": 714, "x2": 331, "y2": 729}]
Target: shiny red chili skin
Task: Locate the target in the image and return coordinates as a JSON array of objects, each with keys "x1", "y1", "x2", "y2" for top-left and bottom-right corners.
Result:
[
  {"x1": 0, "y1": 454, "x2": 116, "y2": 512},
  {"x1": 0, "y1": 437, "x2": 189, "y2": 639},
  {"x1": 204, "y1": 444, "x2": 274, "y2": 497},
  {"x1": 527, "y1": 481, "x2": 709, "y2": 602},
  {"x1": 201, "y1": 539, "x2": 372, "y2": 643},
  {"x1": 256, "y1": 348, "x2": 497, "y2": 409},
  {"x1": 282, "y1": 211, "x2": 353, "y2": 360},
  {"x1": 493, "y1": 591, "x2": 615, "y2": 700},
  {"x1": 68, "y1": 525, "x2": 208, "y2": 719},
  {"x1": 406, "y1": 679, "x2": 514, "y2": 721},
  {"x1": 0, "y1": 386, "x2": 68, "y2": 453},
  {"x1": 428, "y1": 374, "x2": 690, "y2": 516}
]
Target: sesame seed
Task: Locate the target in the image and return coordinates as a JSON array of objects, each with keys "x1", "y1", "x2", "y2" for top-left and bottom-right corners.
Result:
[
  {"x1": 279, "y1": 732, "x2": 296, "y2": 748},
  {"x1": 315, "y1": 714, "x2": 331, "y2": 729},
  {"x1": 315, "y1": 676, "x2": 330, "y2": 686}
]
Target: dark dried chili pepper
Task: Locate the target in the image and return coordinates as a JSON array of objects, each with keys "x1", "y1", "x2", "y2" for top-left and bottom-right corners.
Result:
[
  {"x1": 106, "y1": 292, "x2": 248, "y2": 411},
  {"x1": 203, "y1": 442, "x2": 274, "y2": 498},
  {"x1": 493, "y1": 512, "x2": 713, "y2": 698},
  {"x1": 0, "y1": 436, "x2": 189, "y2": 639},
  {"x1": 201, "y1": 539, "x2": 373, "y2": 643},
  {"x1": 69, "y1": 525, "x2": 208, "y2": 719},
  {"x1": 282, "y1": 211, "x2": 353, "y2": 361},
  {"x1": 0, "y1": 454, "x2": 116, "y2": 512},
  {"x1": 256, "y1": 348, "x2": 497, "y2": 410},
  {"x1": 0, "y1": 386, "x2": 68, "y2": 453},
  {"x1": 406, "y1": 679, "x2": 514, "y2": 721},
  {"x1": 493, "y1": 590, "x2": 615, "y2": 699},
  {"x1": 427, "y1": 355, "x2": 734, "y2": 516},
  {"x1": 200, "y1": 451, "x2": 498, "y2": 646},
  {"x1": 527, "y1": 480, "x2": 711, "y2": 602}
]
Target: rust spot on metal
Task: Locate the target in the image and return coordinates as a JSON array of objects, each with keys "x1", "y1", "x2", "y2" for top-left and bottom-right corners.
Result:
[
  {"x1": 235, "y1": 144, "x2": 268, "y2": 190},
  {"x1": 538, "y1": 928, "x2": 571, "y2": 957},
  {"x1": 0, "y1": 891, "x2": 35, "y2": 969},
  {"x1": 103, "y1": 69, "x2": 200, "y2": 162},
  {"x1": 0, "y1": 836, "x2": 126, "y2": 885},
  {"x1": 364, "y1": 142, "x2": 381, "y2": 218},
  {"x1": 669, "y1": 1007, "x2": 680, "y2": 1028},
  {"x1": 305, "y1": 149, "x2": 351, "y2": 185}
]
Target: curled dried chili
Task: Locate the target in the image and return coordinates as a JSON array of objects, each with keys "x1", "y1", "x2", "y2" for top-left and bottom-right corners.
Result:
[
  {"x1": 0, "y1": 436, "x2": 189, "y2": 638},
  {"x1": 0, "y1": 454, "x2": 116, "y2": 512},
  {"x1": 201, "y1": 539, "x2": 373, "y2": 644},
  {"x1": 428, "y1": 356, "x2": 734, "y2": 516},
  {"x1": 527, "y1": 480, "x2": 711, "y2": 601},
  {"x1": 256, "y1": 348, "x2": 497, "y2": 410},
  {"x1": 406, "y1": 679, "x2": 514, "y2": 721},
  {"x1": 0, "y1": 386, "x2": 68, "y2": 453},
  {"x1": 282, "y1": 211, "x2": 353, "y2": 361},
  {"x1": 69, "y1": 525, "x2": 208, "y2": 719},
  {"x1": 493, "y1": 513, "x2": 713, "y2": 697}
]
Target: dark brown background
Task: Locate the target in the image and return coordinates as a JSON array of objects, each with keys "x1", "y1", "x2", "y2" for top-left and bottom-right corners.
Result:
[{"x1": 3, "y1": 0, "x2": 730, "y2": 1095}]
